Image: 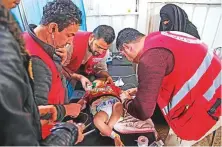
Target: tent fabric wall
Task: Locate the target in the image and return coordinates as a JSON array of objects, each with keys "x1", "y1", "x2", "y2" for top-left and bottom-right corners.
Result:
[
  {"x1": 10, "y1": 0, "x2": 87, "y2": 31},
  {"x1": 10, "y1": 7, "x2": 24, "y2": 31},
  {"x1": 137, "y1": 0, "x2": 222, "y2": 50}
]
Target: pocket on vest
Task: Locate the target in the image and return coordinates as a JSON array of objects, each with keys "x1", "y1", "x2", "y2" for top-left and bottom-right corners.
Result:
[
  {"x1": 170, "y1": 100, "x2": 195, "y2": 128},
  {"x1": 170, "y1": 100, "x2": 217, "y2": 140}
]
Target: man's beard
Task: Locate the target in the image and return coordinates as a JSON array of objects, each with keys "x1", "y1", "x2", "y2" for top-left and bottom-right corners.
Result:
[{"x1": 88, "y1": 43, "x2": 100, "y2": 56}]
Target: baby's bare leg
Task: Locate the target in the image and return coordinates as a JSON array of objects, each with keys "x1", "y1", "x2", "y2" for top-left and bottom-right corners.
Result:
[
  {"x1": 108, "y1": 102, "x2": 124, "y2": 147},
  {"x1": 108, "y1": 102, "x2": 123, "y2": 129},
  {"x1": 93, "y1": 111, "x2": 112, "y2": 136}
]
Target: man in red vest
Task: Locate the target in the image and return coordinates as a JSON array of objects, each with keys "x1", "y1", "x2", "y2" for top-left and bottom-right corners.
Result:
[
  {"x1": 0, "y1": 0, "x2": 84, "y2": 145},
  {"x1": 64, "y1": 25, "x2": 115, "y2": 92},
  {"x1": 116, "y1": 28, "x2": 221, "y2": 145},
  {"x1": 23, "y1": 0, "x2": 83, "y2": 138}
]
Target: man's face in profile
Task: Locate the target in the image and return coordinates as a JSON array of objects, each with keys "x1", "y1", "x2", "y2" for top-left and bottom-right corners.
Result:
[{"x1": 1, "y1": 0, "x2": 20, "y2": 9}]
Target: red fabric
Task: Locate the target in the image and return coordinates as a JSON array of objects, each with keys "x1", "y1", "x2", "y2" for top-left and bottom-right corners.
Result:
[
  {"x1": 141, "y1": 31, "x2": 221, "y2": 140},
  {"x1": 23, "y1": 32, "x2": 65, "y2": 139},
  {"x1": 83, "y1": 84, "x2": 122, "y2": 104},
  {"x1": 66, "y1": 31, "x2": 91, "y2": 72},
  {"x1": 66, "y1": 31, "x2": 107, "y2": 75},
  {"x1": 41, "y1": 124, "x2": 54, "y2": 139},
  {"x1": 84, "y1": 52, "x2": 106, "y2": 75}
]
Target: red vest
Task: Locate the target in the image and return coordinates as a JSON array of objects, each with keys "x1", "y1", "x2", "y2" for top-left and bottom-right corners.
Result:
[
  {"x1": 142, "y1": 31, "x2": 221, "y2": 140},
  {"x1": 23, "y1": 32, "x2": 65, "y2": 139},
  {"x1": 66, "y1": 31, "x2": 106, "y2": 75}
]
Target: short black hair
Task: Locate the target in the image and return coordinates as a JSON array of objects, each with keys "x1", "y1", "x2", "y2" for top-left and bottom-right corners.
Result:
[
  {"x1": 93, "y1": 25, "x2": 115, "y2": 44},
  {"x1": 116, "y1": 28, "x2": 145, "y2": 50},
  {"x1": 40, "y1": 0, "x2": 82, "y2": 32}
]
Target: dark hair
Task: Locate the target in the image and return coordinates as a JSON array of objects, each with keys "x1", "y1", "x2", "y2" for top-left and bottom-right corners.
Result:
[
  {"x1": 116, "y1": 28, "x2": 145, "y2": 50},
  {"x1": 40, "y1": 0, "x2": 82, "y2": 32},
  {"x1": 93, "y1": 25, "x2": 115, "y2": 44},
  {"x1": 0, "y1": 5, "x2": 27, "y2": 56}
]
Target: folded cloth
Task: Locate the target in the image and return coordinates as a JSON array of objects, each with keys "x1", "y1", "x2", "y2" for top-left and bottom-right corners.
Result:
[{"x1": 114, "y1": 112, "x2": 157, "y2": 136}]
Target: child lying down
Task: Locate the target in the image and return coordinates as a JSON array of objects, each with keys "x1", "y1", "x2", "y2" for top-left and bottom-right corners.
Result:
[{"x1": 77, "y1": 78, "x2": 131, "y2": 146}]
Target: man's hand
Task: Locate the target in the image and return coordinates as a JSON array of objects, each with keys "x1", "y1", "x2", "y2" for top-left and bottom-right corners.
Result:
[
  {"x1": 80, "y1": 75, "x2": 92, "y2": 91},
  {"x1": 95, "y1": 71, "x2": 113, "y2": 85},
  {"x1": 126, "y1": 87, "x2": 137, "y2": 96},
  {"x1": 77, "y1": 99, "x2": 87, "y2": 110},
  {"x1": 55, "y1": 47, "x2": 68, "y2": 65},
  {"x1": 120, "y1": 91, "x2": 132, "y2": 102},
  {"x1": 64, "y1": 103, "x2": 82, "y2": 117},
  {"x1": 105, "y1": 76, "x2": 114, "y2": 85},
  {"x1": 75, "y1": 123, "x2": 85, "y2": 144},
  {"x1": 38, "y1": 105, "x2": 57, "y2": 126}
]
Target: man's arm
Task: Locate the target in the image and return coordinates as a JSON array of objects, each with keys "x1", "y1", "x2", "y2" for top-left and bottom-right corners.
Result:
[
  {"x1": 32, "y1": 57, "x2": 66, "y2": 121},
  {"x1": 96, "y1": 70, "x2": 110, "y2": 78},
  {"x1": 41, "y1": 122, "x2": 80, "y2": 146},
  {"x1": 94, "y1": 51, "x2": 110, "y2": 78},
  {"x1": 32, "y1": 57, "x2": 52, "y2": 105},
  {"x1": 124, "y1": 49, "x2": 173, "y2": 120},
  {"x1": 96, "y1": 71, "x2": 113, "y2": 85},
  {"x1": 63, "y1": 66, "x2": 86, "y2": 81},
  {"x1": 94, "y1": 52, "x2": 114, "y2": 84}
]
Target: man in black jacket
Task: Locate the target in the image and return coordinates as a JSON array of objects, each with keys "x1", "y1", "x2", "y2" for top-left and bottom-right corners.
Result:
[
  {"x1": 25, "y1": 0, "x2": 82, "y2": 127},
  {"x1": 0, "y1": 0, "x2": 84, "y2": 145}
]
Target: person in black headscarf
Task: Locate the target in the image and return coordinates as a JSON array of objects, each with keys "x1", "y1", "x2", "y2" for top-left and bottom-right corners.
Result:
[{"x1": 159, "y1": 4, "x2": 200, "y2": 39}]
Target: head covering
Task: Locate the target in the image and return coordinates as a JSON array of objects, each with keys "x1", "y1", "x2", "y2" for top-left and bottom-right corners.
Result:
[{"x1": 159, "y1": 4, "x2": 200, "y2": 39}]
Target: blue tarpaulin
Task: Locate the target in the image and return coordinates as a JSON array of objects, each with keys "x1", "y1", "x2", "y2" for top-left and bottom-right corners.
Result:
[{"x1": 10, "y1": 0, "x2": 87, "y2": 31}]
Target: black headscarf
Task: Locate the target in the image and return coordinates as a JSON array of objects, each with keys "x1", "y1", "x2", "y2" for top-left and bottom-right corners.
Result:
[{"x1": 159, "y1": 4, "x2": 200, "y2": 39}]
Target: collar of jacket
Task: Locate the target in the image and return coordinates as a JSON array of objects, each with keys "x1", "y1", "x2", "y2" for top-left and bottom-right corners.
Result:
[{"x1": 27, "y1": 24, "x2": 55, "y2": 59}]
